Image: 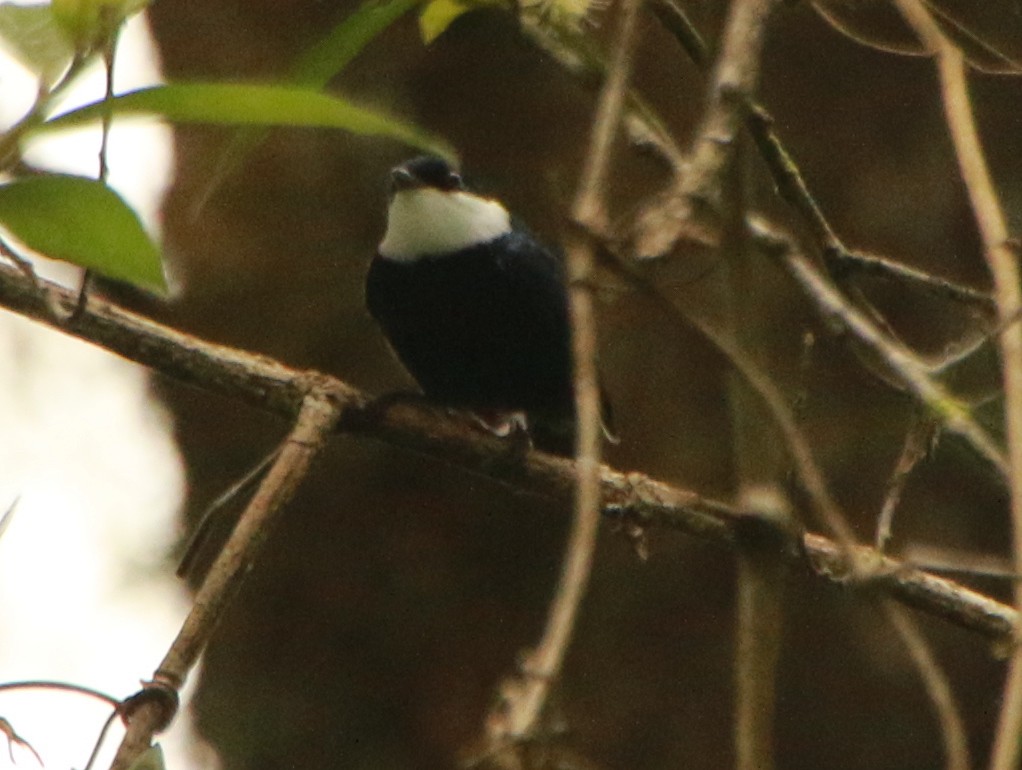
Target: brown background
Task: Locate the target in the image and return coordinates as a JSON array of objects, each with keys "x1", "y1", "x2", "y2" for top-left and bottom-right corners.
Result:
[{"x1": 136, "y1": 2, "x2": 1022, "y2": 767}]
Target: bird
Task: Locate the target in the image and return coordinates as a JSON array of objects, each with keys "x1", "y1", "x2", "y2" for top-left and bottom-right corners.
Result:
[{"x1": 365, "y1": 156, "x2": 613, "y2": 456}]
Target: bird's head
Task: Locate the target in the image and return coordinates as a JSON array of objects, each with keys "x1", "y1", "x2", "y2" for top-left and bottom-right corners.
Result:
[
  {"x1": 388, "y1": 156, "x2": 465, "y2": 195},
  {"x1": 379, "y1": 156, "x2": 511, "y2": 262}
]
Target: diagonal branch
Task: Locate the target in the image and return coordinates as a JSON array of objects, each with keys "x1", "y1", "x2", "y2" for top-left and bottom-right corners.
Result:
[
  {"x1": 594, "y1": 245, "x2": 860, "y2": 551},
  {"x1": 646, "y1": 0, "x2": 996, "y2": 317},
  {"x1": 749, "y1": 216, "x2": 1009, "y2": 479},
  {"x1": 0, "y1": 263, "x2": 1014, "y2": 643},
  {"x1": 891, "y1": 4, "x2": 1022, "y2": 769},
  {"x1": 108, "y1": 390, "x2": 344, "y2": 770},
  {"x1": 882, "y1": 600, "x2": 971, "y2": 770}
]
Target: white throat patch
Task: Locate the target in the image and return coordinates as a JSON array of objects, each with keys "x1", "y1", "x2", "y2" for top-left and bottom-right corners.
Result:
[{"x1": 379, "y1": 188, "x2": 512, "y2": 261}]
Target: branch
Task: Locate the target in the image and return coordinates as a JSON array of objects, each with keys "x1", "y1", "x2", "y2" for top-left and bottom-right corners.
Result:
[
  {"x1": 644, "y1": 2, "x2": 996, "y2": 317},
  {"x1": 632, "y1": 0, "x2": 775, "y2": 256},
  {"x1": 595, "y1": 246, "x2": 860, "y2": 551},
  {"x1": 892, "y1": 3, "x2": 1022, "y2": 769},
  {"x1": 668, "y1": 5, "x2": 797, "y2": 764},
  {"x1": 803, "y1": 534, "x2": 1013, "y2": 641},
  {"x1": 883, "y1": 600, "x2": 971, "y2": 770},
  {"x1": 108, "y1": 390, "x2": 343, "y2": 770},
  {"x1": 744, "y1": 102, "x2": 995, "y2": 315},
  {"x1": 706, "y1": 6, "x2": 791, "y2": 768},
  {"x1": 481, "y1": 0, "x2": 644, "y2": 756},
  {"x1": 749, "y1": 216, "x2": 1009, "y2": 479},
  {"x1": 825, "y1": 247, "x2": 996, "y2": 315},
  {"x1": 876, "y1": 410, "x2": 939, "y2": 552},
  {"x1": 0, "y1": 265, "x2": 1013, "y2": 645}
]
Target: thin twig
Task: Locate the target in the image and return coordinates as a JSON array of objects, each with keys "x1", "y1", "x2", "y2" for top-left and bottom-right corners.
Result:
[
  {"x1": 876, "y1": 410, "x2": 940, "y2": 552},
  {"x1": 597, "y1": 247, "x2": 860, "y2": 553},
  {"x1": 647, "y1": 0, "x2": 709, "y2": 68},
  {"x1": 0, "y1": 680, "x2": 120, "y2": 707},
  {"x1": 482, "y1": 0, "x2": 644, "y2": 755},
  {"x1": 646, "y1": 6, "x2": 996, "y2": 317},
  {"x1": 632, "y1": 0, "x2": 775, "y2": 256},
  {"x1": 0, "y1": 496, "x2": 18, "y2": 541},
  {"x1": 0, "y1": 263, "x2": 1014, "y2": 641},
  {"x1": 0, "y1": 54, "x2": 93, "y2": 167},
  {"x1": 826, "y1": 248, "x2": 995, "y2": 315},
  {"x1": 107, "y1": 390, "x2": 344, "y2": 770},
  {"x1": 893, "y1": 4, "x2": 1022, "y2": 768},
  {"x1": 83, "y1": 710, "x2": 121, "y2": 770},
  {"x1": 0, "y1": 681, "x2": 121, "y2": 768},
  {"x1": 97, "y1": 26, "x2": 118, "y2": 186},
  {"x1": 176, "y1": 445, "x2": 282, "y2": 579},
  {"x1": 749, "y1": 215, "x2": 1009, "y2": 479},
  {"x1": 902, "y1": 544, "x2": 1018, "y2": 582},
  {"x1": 882, "y1": 600, "x2": 971, "y2": 770},
  {"x1": 71, "y1": 25, "x2": 121, "y2": 321},
  {"x1": 0, "y1": 717, "x2": 43, "y2": 767},
  {"x1": 681, "y1": 0, "x2": 773, "y2": 205}
]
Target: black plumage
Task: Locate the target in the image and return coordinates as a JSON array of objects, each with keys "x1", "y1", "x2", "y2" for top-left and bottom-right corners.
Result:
[{"x1": 366, "y1": 157, "x2": 610, "y2": 455}]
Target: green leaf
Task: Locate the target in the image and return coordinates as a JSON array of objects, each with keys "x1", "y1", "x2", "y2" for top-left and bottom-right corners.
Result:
[
  {"x1": 0, "y1": 2, "x2": 75, "y2": 84},
  {"x1": 0, "y1": 175, "x2": 165, "y2": 293},
  {"x1": 418, "y1": 0, "x2": 472, "y2": 44},
  {"x1": 126, "y1": 745, "x2": 165, "y2": 770},
  {"x1": 197, "y1": 0, "x2": 423, "y2": 208},
  {"x1": 291, "y1": 0, "x2": 420, "y2": 88},
  {"x1": 51, "y1": 0, "x2": 149, "y2": 51},
  {"x1": 38, "y1": 82, "x2": 455, "y2": 159}
]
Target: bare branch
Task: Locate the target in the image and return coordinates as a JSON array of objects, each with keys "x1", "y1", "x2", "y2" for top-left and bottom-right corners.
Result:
[
  {"x1": 733, "y1": 499, "x2": 791, "y2": 770},
  {"x1": 0, "y1": 264, "x2": 1013, "y2": 648},
  {"x1": 876, "y1": 411, "x2": 940, "y2": 552},
  {"x1": 108, "y1": 390, "x2": 343, "y2": 770},
  {"x1": 481, "y1": 0, "x2": 644, "y2": 756},
  {"x1": 883, "y1": 600, "x2": 971, "y2": 770},
  {"x1": 892, "y1": 4, "x2": 1022, "y2": 768},
  {"x1": 645, "y1": 6, "x2": 996, "y2": 316},
  {"x1": 83, "y1": 711, "x2": 121, "y2": 770},
  {"x1": 1, "y1": 716, "x2": 43, "y2": 767},
  {"x1": 804, "y1": 535, "x2": 1014, "y2": 642},
  {"x1": 646, "y1": 0, "x2": 709, "y2": 68},
  {"x1": 717, "y1": 58, "x2": 790, "y2": 769},
  {"x1": 826, "y1": 248, "x2": 995, "y2": 315},
  {"x1": 0, "y1": 680, "x2": 119, "y2": 708},
  {"x1": 632, "y1": 0, "x2": 776, "y2": 256},
  {"x1": 902, "y1": 544, "x2": 1018, "y2": 582},
  {"x1": 749, "y1": 216, "x2": 1009, "y2": 478},
  {"x1": 596, "y1": 248, "x2": 861, "y2": 552}
]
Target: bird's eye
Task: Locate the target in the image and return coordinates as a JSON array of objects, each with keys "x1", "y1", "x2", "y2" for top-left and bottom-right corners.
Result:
[{"x1": 446, "y1": 172, "x2": 463, "y2": 190}]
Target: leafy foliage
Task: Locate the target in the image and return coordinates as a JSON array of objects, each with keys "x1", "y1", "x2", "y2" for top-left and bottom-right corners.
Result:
[
  {"x1": 0, "y1": 175, "x2": 165, "y2": 292},
  {"x1": 291, "y1": 0, "x2": 421, "y2": 87},
  {"x1": 0, "y1": 0, "x2": 452, "y2": 292},
  {"x1": 0, "y1": 2, "x2": 75, "y2": 84},
  {"x1": 38, "y1": 82, "x2": 454, "y2": 157},
  {"x1": 419, "y1": 0, "x2": 474, "y2": 44}
]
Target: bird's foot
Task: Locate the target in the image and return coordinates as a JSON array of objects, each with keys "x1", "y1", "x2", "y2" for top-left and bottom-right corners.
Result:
[{"x1": 472, "y1": 410, "x2": 533, "y2": 455}]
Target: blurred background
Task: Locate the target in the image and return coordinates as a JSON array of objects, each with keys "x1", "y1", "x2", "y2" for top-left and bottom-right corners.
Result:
[{"x1": 6, "y1": 0, "x2": 1022, "y2": 768}]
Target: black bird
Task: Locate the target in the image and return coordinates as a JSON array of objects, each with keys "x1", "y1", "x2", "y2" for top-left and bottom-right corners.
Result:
[{"x1": 365, "y1": 156, "x2": 611, "y2": 455}]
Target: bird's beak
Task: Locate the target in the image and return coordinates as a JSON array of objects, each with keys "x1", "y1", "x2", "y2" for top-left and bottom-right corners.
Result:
[{"x1": 389, "y1": 166, "x2": 418, "y2": 193}]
